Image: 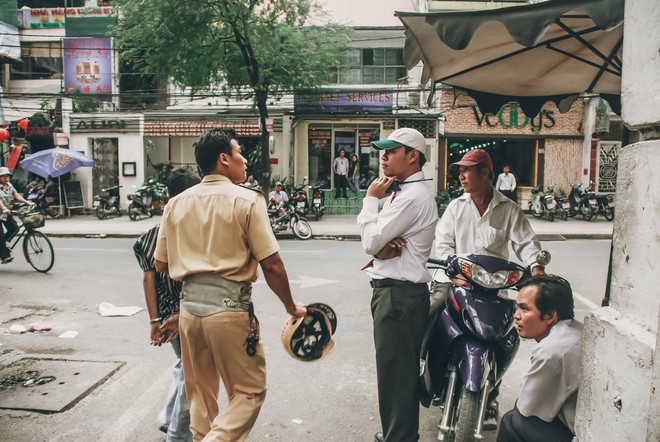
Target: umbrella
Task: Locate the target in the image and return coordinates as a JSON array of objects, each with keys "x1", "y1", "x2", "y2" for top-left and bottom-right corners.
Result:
[
  {"x1": 396, "y1": 0, "x2": 624, "y2": 117},
  {"x1": 18, "y1": 147, "x2": 95, "y2": 179}
]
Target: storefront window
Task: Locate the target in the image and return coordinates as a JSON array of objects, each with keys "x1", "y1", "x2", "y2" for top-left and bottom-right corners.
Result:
[
  {"x1": 91, "y1": 137, "x2": 119, "y2": 197},
  {"x1": 447, "y1": 138, "x2": 537, "y2": 187}
]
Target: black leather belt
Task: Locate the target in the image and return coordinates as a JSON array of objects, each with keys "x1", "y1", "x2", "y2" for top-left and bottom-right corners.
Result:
[{"x1": 370, "y1": 278, "x2": 426, "y2": 288}]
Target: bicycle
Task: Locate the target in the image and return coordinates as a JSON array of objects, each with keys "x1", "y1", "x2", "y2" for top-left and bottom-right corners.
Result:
[{"x1": 4, "y1": 207, "x2": 55, "y2": 273}]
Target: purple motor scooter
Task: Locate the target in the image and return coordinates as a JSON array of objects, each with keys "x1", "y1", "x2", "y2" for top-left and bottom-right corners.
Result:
[{"x1": 420, "y1": 251, "x2": 551, "y2": 442}]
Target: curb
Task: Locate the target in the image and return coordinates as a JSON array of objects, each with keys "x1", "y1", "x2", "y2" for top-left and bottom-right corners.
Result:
[{"x1": 43, "y1": 232, "x2": 612, "y2": 241}]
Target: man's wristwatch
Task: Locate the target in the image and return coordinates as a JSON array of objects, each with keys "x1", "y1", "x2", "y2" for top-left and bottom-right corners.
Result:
[{"x1": 149, "y1": 317, "x2": 162, "y2": 324}]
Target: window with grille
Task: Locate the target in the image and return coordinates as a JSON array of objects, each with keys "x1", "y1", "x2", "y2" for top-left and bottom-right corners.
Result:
[
  {"x1": 398, "y1": 119, "x2": 436, "y2": 138},
  {"x1": 336, "y1": 48, "x2": 407, "y2": 84},
  {"x1": 10, "y1": 41, "x2": 62, "y2": 80}
]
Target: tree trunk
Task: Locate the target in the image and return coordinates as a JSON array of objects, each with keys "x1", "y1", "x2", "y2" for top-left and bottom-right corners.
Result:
[{"x1": 255, "y1": 90, "x2": 271, "y2": 194}]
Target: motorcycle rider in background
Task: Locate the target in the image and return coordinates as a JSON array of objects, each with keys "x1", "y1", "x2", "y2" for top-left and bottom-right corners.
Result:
[
  {"x1": 268, "y1": 181, "x2": 288, "y2": 218},
  {"x1": 433, "y1": 149, "x2": 545, "y2": 428}
]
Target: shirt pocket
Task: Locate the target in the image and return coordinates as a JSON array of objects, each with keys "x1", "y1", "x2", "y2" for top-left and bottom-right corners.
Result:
[{"x1": 481, "y1": 224, "x2": 508, "y2": 251}]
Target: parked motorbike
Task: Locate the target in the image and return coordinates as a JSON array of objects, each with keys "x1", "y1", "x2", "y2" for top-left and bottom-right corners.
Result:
[
  {"x1": 309, "y1": 183, "x2": 325, "y2": 221},
  {"x1": 529, "y1": 185, "x2": 556, "y2": 221},
  {"x1": 547, "y1": 186, "x2": 568, "y2": 220},
  {"x1": 292, "y1": 178, "x2": 310, "y2": 216},
  {"x1": 268, "y1": 201, "x2": 312, "y2": 240},
  {"x1": 94, "y1": 185, "x2": 122, "y2": 220},
  {"x1": 26, "y1": 187, "x2": 59, "y2": 219},
  {"x1": 594, "y1": 193, "x2": 615, "y2": 221},
  {"x1": 567, "y1": 183, "x2": 594, "y2": 220},
  {"x1": 127, "y1": 185, "x2": 155, "y2": 221},
  {"x1": 421, "y1": 251, "x2": 551, "y2": 442}
]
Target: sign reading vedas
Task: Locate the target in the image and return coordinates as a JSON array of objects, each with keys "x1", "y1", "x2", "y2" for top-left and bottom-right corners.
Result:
[{"x1": 472, "y1": 103, "x2": 556, "y2": 133}]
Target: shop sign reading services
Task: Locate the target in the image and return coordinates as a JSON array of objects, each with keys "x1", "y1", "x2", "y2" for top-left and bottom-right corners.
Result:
[
  {"x1": 294, "y1": 91, "x2": 393, "y2": 113},
  {"x1": 472, "y1": 103, "x2": 556, "y2": 133}
]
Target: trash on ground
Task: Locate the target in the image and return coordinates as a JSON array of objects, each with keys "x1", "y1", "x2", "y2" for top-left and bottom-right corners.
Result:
[
  {"x1": 9, "y1": 325, "x2": 26, "y2": 334},
  {"x1": 58, "y1": 330, "x2": 78, "y2": 339},
  {"x1": 98, "y1": 302, "x2": 142, "y2": 317},
  {"x1": 27, "y1": 322, "x2": 52, "y2": 332},
  {"x1": 291, "y1": 418, "x2": 303, "y2": 424}
]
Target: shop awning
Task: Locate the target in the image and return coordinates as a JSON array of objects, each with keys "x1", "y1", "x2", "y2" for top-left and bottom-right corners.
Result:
[{"x1": 396, "y1": 0, "x2": 624, "y2": 117}]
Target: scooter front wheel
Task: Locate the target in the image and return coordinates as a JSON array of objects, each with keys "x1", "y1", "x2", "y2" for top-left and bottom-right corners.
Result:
[
  {"x1": 453, "y1": 387, "x2": 480, "y2": 442},
  {"x1": 128, "y1": 203, "x2": 139, "y2": 221},
  {"x1": 604, "y1": 207, "x2": 614, "y2": 221},
  {"x1": 292, "y1": 220, "x2": 312, "y2": 240},
  {"x1": 95, "y1": 205, "x2": 106, "y2": 220}
]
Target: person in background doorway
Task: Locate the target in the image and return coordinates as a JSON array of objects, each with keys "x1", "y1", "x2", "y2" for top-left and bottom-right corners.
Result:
[
  {"x1": 498, "y1": 275, "x2": 582, "y2": 442},
  {"x1": 333, "y1": 148, "x2": 349, "y2": 198},
  {"x1": 0, "y1": 167, "x2": 35, "y2": 264},
  {"x1": 133, "y1": 168, "x2": 200, "y2": 442},
  {"x1": 349, "y1": 154, "x2": 361, "y2": 198},
  {"x1": 496, "y1": 164, "x2": 517, "y2": 202}
]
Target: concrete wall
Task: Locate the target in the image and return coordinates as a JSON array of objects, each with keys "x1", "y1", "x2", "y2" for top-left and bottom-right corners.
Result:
[{"x1": 575, "y1": 0, "x2": 660, "y2": 440}]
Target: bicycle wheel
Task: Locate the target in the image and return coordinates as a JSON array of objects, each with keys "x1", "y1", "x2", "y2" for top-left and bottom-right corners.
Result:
[{"x1": 22, "y1": 230, "x2": 54, "y2": 273}]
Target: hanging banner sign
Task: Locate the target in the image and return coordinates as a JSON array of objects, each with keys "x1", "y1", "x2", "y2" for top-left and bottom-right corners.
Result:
[{"x1": 63, "y1": 37, "x2": 113, "y2": 95}]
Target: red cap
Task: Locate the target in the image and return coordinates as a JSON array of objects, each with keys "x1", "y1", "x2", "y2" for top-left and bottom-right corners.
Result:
[{"x1": 450, "y1": 149, "x2": 493, "y2": 170}]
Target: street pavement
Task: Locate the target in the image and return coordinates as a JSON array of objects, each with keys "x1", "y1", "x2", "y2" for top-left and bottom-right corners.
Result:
[{"x1": 39, "y1": 211, "x2": 614, "y2": 240}]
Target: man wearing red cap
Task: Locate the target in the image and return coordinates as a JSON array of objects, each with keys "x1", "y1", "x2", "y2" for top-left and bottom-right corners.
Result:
[{"x1": 433, "y1": 148, "x2": 545, "y2": 428}]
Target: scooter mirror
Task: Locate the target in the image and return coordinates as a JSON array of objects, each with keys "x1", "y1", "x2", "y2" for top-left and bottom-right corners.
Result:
[{"x1": 536, "y1": 250, "x2": 551, "y2": 267}]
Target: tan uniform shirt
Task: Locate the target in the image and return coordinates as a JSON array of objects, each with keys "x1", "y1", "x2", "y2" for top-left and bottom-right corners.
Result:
[{"x1": 154, "y1": 174, "x2": 279, "y2": 282}]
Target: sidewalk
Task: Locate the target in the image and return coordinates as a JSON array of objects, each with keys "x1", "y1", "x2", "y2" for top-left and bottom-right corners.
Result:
[{"x1": 39, "y1": 212, "x2": 613, "y2": 240}]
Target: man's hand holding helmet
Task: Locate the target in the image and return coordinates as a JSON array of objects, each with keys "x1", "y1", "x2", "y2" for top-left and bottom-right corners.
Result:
[{"x1": 286, "y1": 301, "x2": 307, "y2": 318}]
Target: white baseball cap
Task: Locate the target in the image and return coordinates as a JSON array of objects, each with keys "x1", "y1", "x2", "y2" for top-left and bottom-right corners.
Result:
[
  {"x1": 0, "y1": 166, "x2": 11, "y2": 177},
  {"x1": 371, "y1": 128, "x2": 428, "y2": 158}
]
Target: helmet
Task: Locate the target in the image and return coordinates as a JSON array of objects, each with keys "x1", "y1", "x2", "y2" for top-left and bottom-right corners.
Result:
[
  {"x1": 0, "y1": 167, "x2": 11, "y2": 177},
  {"x1": 281, "y1": 303, "x2": 337, "y2": 362}
]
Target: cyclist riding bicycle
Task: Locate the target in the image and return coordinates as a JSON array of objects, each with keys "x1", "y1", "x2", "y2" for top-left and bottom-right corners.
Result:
[{"x1": 0, "y1": 167, "x2": 35, "y2": 264}]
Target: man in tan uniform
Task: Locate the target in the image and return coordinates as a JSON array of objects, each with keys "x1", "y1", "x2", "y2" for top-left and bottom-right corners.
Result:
[{"x1": 154, "y1": 129, "x2": 306, "y2": 442}]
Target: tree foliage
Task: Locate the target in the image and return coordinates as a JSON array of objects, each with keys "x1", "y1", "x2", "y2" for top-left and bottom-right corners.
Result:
[{"x1": 112, "y1": 0, "x2": 351, "y2": 183}]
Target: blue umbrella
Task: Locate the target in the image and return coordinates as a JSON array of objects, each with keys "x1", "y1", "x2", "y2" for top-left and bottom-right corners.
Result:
[{"x1": 18, "y1": 147, "x2": 94, "y2": 178}]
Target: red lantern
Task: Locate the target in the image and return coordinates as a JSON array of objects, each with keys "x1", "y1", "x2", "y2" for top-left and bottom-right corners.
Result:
[
  {"x1": 0, "y1": 128, "x2": 10, "y2": 142},
  {"x1": 18, "y1": 119, "x2": 28, "y2": 131}
]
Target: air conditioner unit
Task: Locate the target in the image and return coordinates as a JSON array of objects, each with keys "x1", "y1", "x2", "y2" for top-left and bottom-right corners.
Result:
[
  {"x1": 98, "y1": 101, "x2": 115, "y2": 111},
  {"x1": 407, "y1": 91, "x2": 420, "y2": 107}
]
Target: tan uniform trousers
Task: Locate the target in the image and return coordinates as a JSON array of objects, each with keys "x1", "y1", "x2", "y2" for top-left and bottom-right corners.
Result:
[{"x1": 180, "y1": 307, "x2": 266, "y2": 442}]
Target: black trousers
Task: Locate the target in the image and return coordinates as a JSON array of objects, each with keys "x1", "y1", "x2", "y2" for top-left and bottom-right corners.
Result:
[
  {"x1": 497, "y1": 407, "x2": 573, "y2": 442},
  {"x1": 335, "y1": 174, "x2": 348, "y2": 198},
  {"x1": 500, "y1": 190, "x2": 517, "y2": 203},
  {"x1": 371, "y1": 280, "x2": 429, "y2": 442},
  {"x1": 0, "y1": 216, "x2": 18, "y2": 260}
]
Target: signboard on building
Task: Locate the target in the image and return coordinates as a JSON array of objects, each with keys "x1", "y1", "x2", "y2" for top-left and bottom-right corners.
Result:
[
  {"x1": 144, "y1": 120, "x2": 261, "y2": 137},
  {"x1": 63, "y1": 37, "x2": 113, "y2": 95},
  {"x1": 18, "y1": 7, "x2": 114, "y2": 29},
  {"x1": 294, "y1": 91, "x2": 393, "y2": 113}
]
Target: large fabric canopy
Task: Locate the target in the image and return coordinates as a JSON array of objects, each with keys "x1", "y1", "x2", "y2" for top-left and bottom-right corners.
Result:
[{"x1": 396, "y1": 0, "x2": 624, "y2": 117}]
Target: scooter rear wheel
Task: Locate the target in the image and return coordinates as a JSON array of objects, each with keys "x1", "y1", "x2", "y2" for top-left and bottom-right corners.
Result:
[{"x1": 453, "y1": 387, "x2": 480, "y2": 442}]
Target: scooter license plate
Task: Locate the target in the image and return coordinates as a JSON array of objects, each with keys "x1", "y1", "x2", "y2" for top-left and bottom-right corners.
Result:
[
  {"x1": 93, "y1": 200, "x2": 100, "y2": 207},
  {"x1": 562, "y1": 202, "x2": 570, "y2": 209},
  {"x1": 297, "y1": 202, "x2": 305, "y2": 208},
  {"x1": 589, "y1": 199, "x2": 597, "y2": 206},
  {"x1": 313, "y1": 198, "x2": 321, "y2": 204}
]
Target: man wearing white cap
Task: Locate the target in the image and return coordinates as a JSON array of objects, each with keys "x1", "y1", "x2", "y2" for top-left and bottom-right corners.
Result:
[
  {"x1": 358, "y1": 127, "x2": 438, "y2": 442},
  {"x1": 0, "y1": 167, "x2": 35, "y2": 264}
]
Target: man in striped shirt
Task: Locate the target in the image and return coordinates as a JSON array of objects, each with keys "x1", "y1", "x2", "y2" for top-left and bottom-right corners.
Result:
[{"x1": 133, "y1": 168, "x2": 200, "y2": 442}]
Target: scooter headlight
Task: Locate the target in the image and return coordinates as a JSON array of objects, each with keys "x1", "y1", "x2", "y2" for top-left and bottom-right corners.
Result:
[{"x1": 458, "y1": 258, "x2": 522, "y2": 289}]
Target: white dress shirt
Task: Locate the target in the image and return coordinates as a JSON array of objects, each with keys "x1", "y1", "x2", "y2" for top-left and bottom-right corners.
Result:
[
  {"x1": 517, "y1": 319, "x2": 583, "y2": 434},
  {"x1": 334, "y1": 156, "x2": 349, "y2": 175},
  {"x1": 358, "y1": 171, "x2": 438, "y2": 283},
  {"x1": 435, "y1": 189, "x2": 541, "y2": 282},
  {"x1": 496, "y1": 172, "x2": 517, "y2": 191}
]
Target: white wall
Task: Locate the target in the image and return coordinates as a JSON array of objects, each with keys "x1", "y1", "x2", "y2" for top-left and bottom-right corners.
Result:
[{"x1": 575, "y1": 0, "x2": 660, "y2": 440}]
